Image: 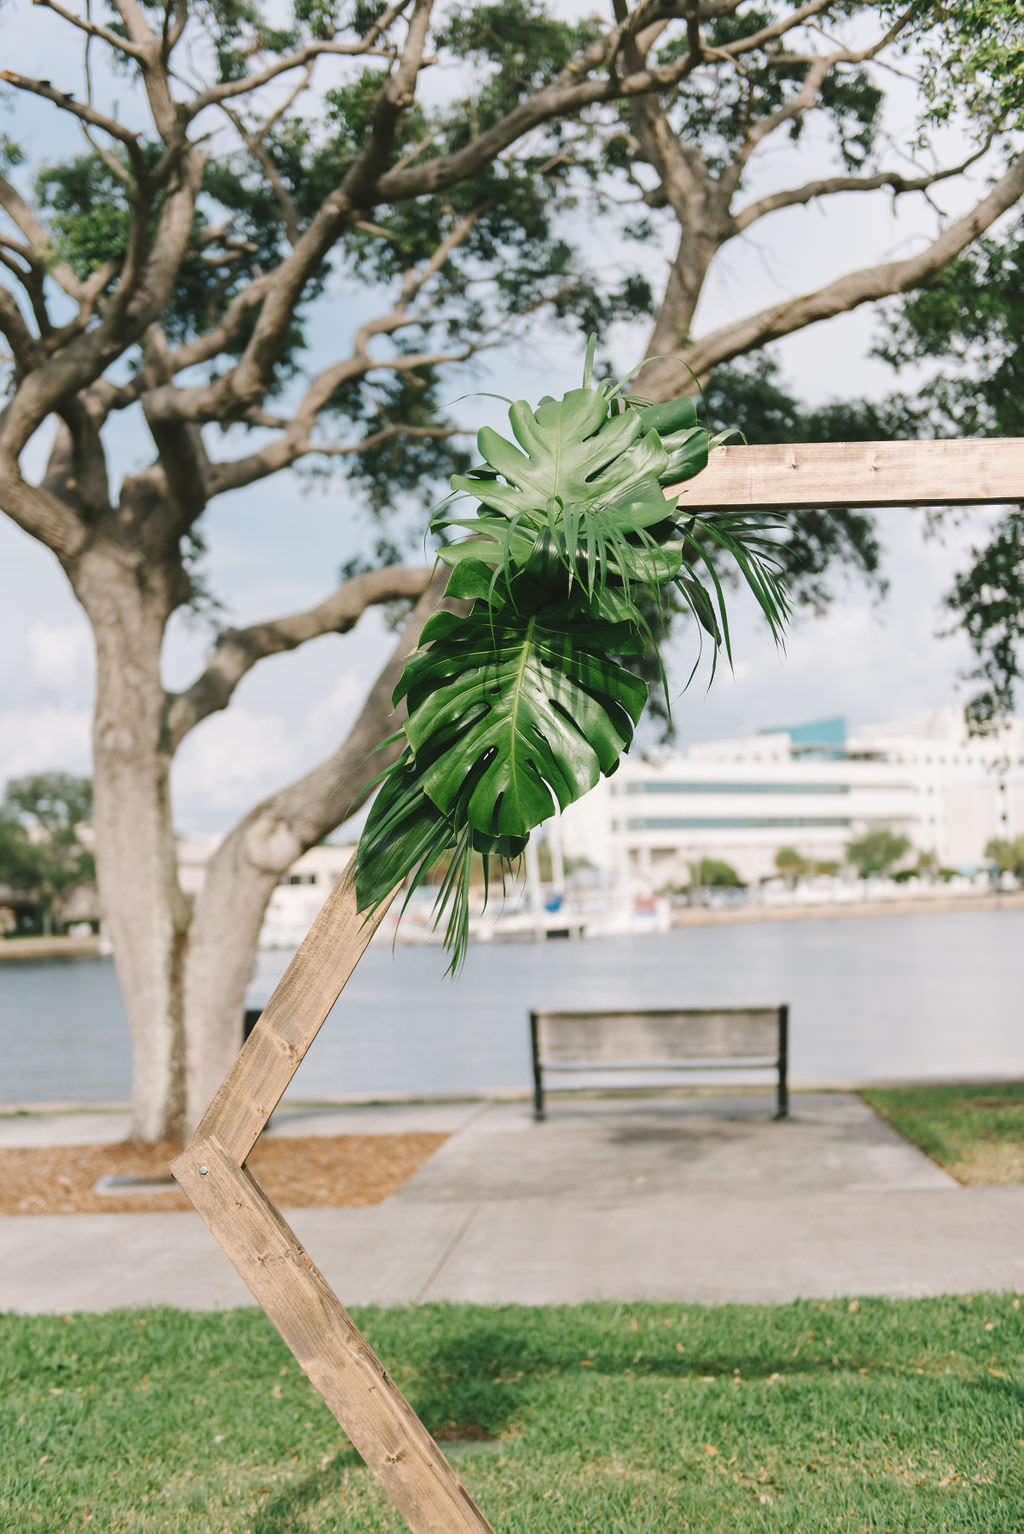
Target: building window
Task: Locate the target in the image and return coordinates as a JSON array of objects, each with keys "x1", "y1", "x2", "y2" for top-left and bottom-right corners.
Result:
[
  {"x1": 623, "y1": 816, "x2": 853, "y2": 831},
  {"x1": 623, "y1": 781, "x2": 852, "y2": 796}
]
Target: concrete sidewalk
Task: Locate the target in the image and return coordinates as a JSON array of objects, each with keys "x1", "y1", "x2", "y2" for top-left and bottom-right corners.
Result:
[{"x1": 2, "y1": 1093, "x2": 1023, "y2": 1313}]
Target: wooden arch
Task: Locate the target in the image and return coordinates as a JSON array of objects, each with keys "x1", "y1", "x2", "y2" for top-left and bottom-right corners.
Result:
[{"x1": 171, "y1": 435, "x2": 1024, "y2": 1534}]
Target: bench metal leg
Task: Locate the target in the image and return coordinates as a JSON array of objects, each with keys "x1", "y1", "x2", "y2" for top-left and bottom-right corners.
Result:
[
  {"x1": 529, "y1": 1011, "x2": 545, "y2": 1120},
  {"x1": 775, "y1": 1003, "x2": 790, "y2": 1119}
]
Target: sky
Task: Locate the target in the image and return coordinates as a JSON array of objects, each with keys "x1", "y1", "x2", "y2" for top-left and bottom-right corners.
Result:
[{"x1": 0, "y1": 3, "x2": 1015, "y2": 836}]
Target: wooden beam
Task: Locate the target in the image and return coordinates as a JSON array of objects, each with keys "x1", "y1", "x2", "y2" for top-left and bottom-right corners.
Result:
[
  {"x1": 671, "y1": 437, "x2": 1024, "y2": 510},
  {"x1": 173, "y1": 1138, "x2": 495, "y2": 1533},
  {"x1": 189, "y1": 867, "x2": 391, "y2": 1166},
  {"x1": 171, "y1": 874, "x2": 496, "y2": 1534}
]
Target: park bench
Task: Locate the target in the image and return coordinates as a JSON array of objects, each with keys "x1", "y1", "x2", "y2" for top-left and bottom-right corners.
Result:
[{"x1": 528, "y1": 1004, "x2": 789, "y2": 1121}]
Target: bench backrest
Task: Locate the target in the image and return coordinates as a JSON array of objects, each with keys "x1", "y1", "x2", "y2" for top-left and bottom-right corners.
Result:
[{"x1": 531, "y1": 1007, "x2": 783, "y2": 1065}]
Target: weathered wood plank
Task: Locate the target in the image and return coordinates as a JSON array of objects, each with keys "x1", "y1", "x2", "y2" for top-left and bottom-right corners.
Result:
[
  {"x1": 671, "y1": 437, "x2": 1024, "y2": 510},
  {"x1": 192, "y1": 871, "x2": 394, "y2": 1165},
  {"x1": 535, "y1": 1008, "x2": 780, "y2": 1063},
  {"x1": 171, "y1": 1137, "x2": 495, "y2": 1534}
]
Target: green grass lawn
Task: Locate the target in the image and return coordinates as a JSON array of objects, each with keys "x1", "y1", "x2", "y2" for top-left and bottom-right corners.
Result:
[
  {"x1": 861, "y1": 1082, "x2": 1024, "y2": 1184},
  {"x1": 3, "y1": 1296, "x2": 1023, "y2": 1532}
]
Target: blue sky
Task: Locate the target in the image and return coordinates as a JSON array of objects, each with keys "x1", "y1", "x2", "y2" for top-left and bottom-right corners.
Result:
[{"x1": 0, "y1": 2, "x2": 1010, "y2": 833}]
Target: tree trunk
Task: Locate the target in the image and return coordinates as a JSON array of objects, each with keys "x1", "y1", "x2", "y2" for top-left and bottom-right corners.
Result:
[
  {"x1": 73, "y1": 546, "x2": 192, "y2": 1143},
  {"x1": 635, "y1": 213, "x2": 730, "y2": 401},
  {"x1": 182, "y1": 578, "x2": 445, "y2": 1130}
]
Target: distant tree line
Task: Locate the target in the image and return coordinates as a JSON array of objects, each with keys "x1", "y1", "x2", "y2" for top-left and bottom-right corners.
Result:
[
  {"x1": 676, "y1": 828, "x2": 1020, "y2": 897},
  {"x1": 0, "y1": 773, "x2": 97, "y2": 935}
]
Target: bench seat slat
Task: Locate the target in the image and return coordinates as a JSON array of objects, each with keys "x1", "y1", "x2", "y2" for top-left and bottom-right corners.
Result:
[{"x1": 542, "y1": 1057, "x2": 780, "y2": 1072}]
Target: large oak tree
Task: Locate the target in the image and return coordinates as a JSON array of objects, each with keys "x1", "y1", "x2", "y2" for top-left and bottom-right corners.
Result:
[{"x1": 1, "y1": 0, "x2": 1020, "y2": 1141}]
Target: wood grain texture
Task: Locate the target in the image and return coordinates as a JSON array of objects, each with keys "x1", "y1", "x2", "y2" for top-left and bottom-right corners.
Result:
[
  {"x1": 192, "y1": 872, "x2": 394, "y2": 1165},
  {"x1": 671, "y1": 438, "x2": 1024, "y2": 510},
  {"x1": 171, "y1": 1137, "x2": 495, "y2": 1533},
  {"x1": 535, "y1": 1008, "x2": 781, "y2": 1064},
  {"x1": 172, "y1": 870, "x2": 497, "y2": 1533}
]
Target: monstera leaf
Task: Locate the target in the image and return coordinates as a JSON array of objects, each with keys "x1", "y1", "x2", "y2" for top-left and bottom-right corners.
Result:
[
  {"x1": 449, "y1": 390, "x2": 669, "y2": 525},
  {"x1": 399, "y1": 607, "x2": 647, "y2": 837},
  {"x1": 351, "y1": 339, "x2": 790, "y2": 970}
]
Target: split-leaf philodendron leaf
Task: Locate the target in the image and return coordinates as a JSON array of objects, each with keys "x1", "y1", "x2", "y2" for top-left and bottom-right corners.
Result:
[{"x1": 352, "y1": 339, "x2": 791, "y2": 970}]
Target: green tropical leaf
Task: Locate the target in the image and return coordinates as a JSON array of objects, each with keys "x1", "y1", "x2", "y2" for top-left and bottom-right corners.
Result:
[
  {"x1": 397, "y1": 607, "x2": 647, "y2": 838},
  {"x1": 449, "y1": 388, "x2": 669, "y2": 529}
]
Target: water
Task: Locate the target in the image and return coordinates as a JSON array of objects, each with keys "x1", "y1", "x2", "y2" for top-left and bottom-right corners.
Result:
[{"x1": 1, "y1": 909, "x2": 1022, "y2": 1105}]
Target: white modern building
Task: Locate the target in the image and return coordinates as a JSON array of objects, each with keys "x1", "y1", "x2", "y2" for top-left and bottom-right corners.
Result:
[{"x1": 558, "y1": 708, "x2": 1024, "y2": 890}]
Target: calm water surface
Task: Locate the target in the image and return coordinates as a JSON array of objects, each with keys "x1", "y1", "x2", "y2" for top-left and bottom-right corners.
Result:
[{"x1": 1, "y1": 909, "x2": 1022, "y2": 1104}]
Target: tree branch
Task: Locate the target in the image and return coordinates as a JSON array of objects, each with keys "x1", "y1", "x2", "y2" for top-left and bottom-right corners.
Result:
[
  {"x1": 185, "y1": 38, "x2": 398, "y2": 120},
  {"x1": 0, "y1": 144, "x2": 204, "y2": 459},
  {"x1": 0, "y1": 285, "x2": 43, "y2": 371},
  {"x1": 719, "y1": 5, "x2": 917, "y2": 199},
  {"x1": 732, "y1": 134, "x2": 998, "y2": 232},
  {"x1": 682, "y1": 151, "x2": 1024, "y2": 382},
  {"x1": 0, "y1": 249, "x2": 56, "y2": 340},
  {"x1": 208, "y1": 421, "x2": 458, "y2": 496},
  {"x1": 0, "y1": 70, "x2": 148, "y2": 182},
  {"x1": 0, "y1": 173, "x2": 105, "y2": 306},
  {"x1": 212, "y1": 570, "x2": 446, "y2": 872},
  {"x1": 714, "y1": 0, "x2": 840, "y2": 61},
  {"x1": 138, "y1": 325, "x2": 213, "y2": 530},
  {"x1": 111, "y1": 0, "x2": 180, "y2": 142},
  {"x1": 376, "y1": 34, "x2": 708, "y2": 205},
  {"x1": 32, "y1": 0, "x2": 147, "y2": 59},
  {"x1": 0, "y1": 463, "x2": 86, "y2": 557},
  {"x1": 220, "y1": 90, "x2": 308, "y2": 246},
  {"x1": 166, "y1": 564, "x2": 435, "y2": 750},
  {"x1": 52, "y1": 400, "x2": 114, "y2": 520},
  {"x1": 160, "y1": 275, "x2": 278, "y2": 382},
  {"x1": 135, "y1": 2, "x2": 721, "y2": 427},
  {"x1": 228, "y1": 0, "x2": 434, "y2": 408},
  {"x1": 147, "y1": 207, "x2": 482, "y2": 428}
]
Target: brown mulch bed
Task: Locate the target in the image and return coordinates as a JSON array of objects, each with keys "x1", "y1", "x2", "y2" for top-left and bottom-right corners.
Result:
[{"x1": 0, "y1": 1132, "x2": 447, "y2": 1215}]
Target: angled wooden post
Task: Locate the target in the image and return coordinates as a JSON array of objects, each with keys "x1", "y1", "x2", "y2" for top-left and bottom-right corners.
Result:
[{"x1": 170, "y1": 873, "x2": 495, "y2": 1534}]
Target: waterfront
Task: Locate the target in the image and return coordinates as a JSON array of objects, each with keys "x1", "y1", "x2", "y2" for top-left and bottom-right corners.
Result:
[{"x1": 1, "y1": 905, "x2": 1022, "y2": 1106}]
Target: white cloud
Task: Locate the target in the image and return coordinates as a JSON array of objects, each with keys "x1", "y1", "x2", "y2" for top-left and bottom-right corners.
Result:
[
  {"x1": 0, "y1": 707, "x2": 92, "y2": 783},
  {"x1": 298, "y1": 670, "x2": 367, "y2": 754},
  {"x1": 26, "y1": 621, "x2": 92, "y2": 692},
  {"x1": 170, "y1": 706, "x2": 304, "y2": 824}
]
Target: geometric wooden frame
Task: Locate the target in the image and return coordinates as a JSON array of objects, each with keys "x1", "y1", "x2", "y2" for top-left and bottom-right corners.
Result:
[
  {"x1": 171, "y1": 436, "x2": 1024, "y2": 1533},
  {"x1": 171, "y1": 875, "x2": 495, "y2": 1532}
]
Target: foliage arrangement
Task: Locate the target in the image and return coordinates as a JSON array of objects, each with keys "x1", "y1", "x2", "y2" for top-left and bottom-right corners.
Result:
[{"x1": 353, "y1": 344, "x2": 788, "y2": 966}]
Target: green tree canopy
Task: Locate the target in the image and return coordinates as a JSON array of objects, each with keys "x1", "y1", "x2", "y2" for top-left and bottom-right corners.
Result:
[
  {"x1": 0, "y1": 808, "x2": 39, "y2": 894},
  {"x1": 1, "y1": 773, "x2": 96, "y2": 930},
  {"x1": 774, "y1": 845, "x2": 809, "y2": 884},
  {"x1": 845, "y1": 828, "x2": 912, "y2": 879},
  {"x1": 984, "y1": 836, "x2": 1024, "y2": 879},
  {"x1": 690, "y1": 857, "x2": 743, "y2": 889}
]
